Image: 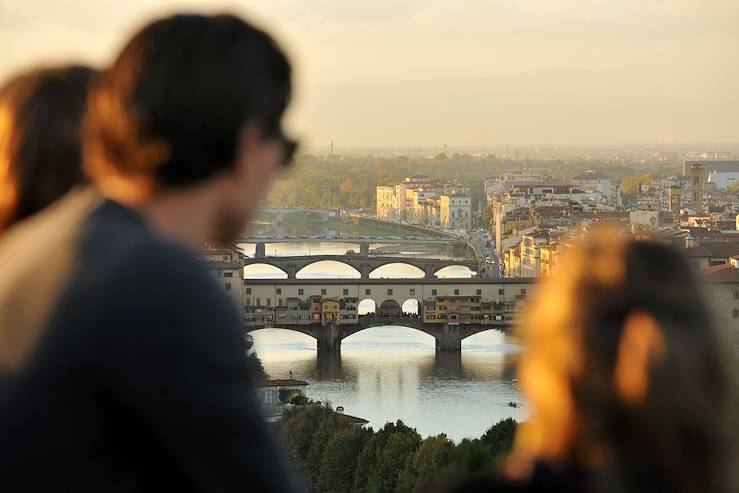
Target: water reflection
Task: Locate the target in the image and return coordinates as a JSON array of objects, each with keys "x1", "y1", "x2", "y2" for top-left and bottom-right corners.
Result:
[
  {"x1": 251, "y1": 327, "x2": 525, "y2": 441},
  {"x1": 245, "y1": 241, "x2": 519, "y2": 440}
]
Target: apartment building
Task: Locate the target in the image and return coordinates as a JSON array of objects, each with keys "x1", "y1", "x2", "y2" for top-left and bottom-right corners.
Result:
[
  {"x1": 201, "y1": 246, "x2": 245, "y2": 311},
  {"x1": 376, "y1": 175, "x2": 471, "y2": 229}
]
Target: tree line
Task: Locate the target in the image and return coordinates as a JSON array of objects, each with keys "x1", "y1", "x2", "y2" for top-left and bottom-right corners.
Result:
[
  {"x1": 279, "y1": 404, "x2": 518, "y2": 493},
  {"x1": 266, "y1": 153, "x2": 678, "y2": 211}
]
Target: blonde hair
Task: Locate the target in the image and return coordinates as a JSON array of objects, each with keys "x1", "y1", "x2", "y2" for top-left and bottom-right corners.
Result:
[{"x1": 509, "y1": 235, "x2": 738, "y2": 492}]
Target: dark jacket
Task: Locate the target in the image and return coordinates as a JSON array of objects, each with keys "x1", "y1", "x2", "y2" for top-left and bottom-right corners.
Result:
[{"x1": 0, "y1": 191, "x2": 302, "y2": 493}]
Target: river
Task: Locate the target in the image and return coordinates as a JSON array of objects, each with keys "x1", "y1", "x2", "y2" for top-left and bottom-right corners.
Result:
[{"x1": 241, "y1": 241, "x2": 526, "y2": 442}]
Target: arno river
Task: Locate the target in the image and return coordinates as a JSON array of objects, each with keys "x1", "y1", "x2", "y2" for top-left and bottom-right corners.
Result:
[{"x1": 241, "y1": 242, "x2": 526, "y2": 442}]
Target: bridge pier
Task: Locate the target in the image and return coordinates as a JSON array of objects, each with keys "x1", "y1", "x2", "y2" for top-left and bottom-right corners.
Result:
[
  {"x1": 359, "y1": 243, "x2": 370, "y2": 256},
  {"x1": 424, "y1": 265, "x2": 436, "y2": 280},
  {"x1": 435, "y1": 324, "x2": 463, "y2": 351},
  {"x1": 255, "y1": 242, "x2": 266, "y2": 258},
  {"x1": 316, "y1": 322, "x2": 342, "y2": 353}
]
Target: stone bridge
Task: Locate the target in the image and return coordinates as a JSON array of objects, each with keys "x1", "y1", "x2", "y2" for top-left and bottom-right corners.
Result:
[
  {"x1": 242, "y1": 254, "x2": 478, "y2": 279},
  {"x1": 245, "y1": 315, "x2": 510, "y2": 352}
]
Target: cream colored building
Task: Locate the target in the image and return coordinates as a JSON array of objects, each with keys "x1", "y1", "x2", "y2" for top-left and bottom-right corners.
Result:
[
  {"x1": 440, "y1": 193, "x2": 472, "y2": 230},
  {"x1": 376, "y1": 185, "x2": 399, "y2": 221},
  {"x1": 202, "y1": 247, "x2": 245, "y2": 311},
  {"x1": 376, "y1": 176, "x2": 469, "y2": 228}
]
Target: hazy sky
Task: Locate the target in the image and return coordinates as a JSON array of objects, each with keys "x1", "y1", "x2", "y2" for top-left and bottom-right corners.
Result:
[{"x1": 1, "y1": 0, "x2": 737, "y2": 147}]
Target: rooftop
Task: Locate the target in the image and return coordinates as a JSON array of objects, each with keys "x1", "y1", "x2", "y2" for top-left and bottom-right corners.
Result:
[
  {"x1": 336, "y1": 413, "x2": 370, "y2": 425},
  {"x1": 256, "y1": 379, "x2": 309, "y2": 388},
  {"x1": 701, "y1": 264, "x2": 739, "y2": 283}
]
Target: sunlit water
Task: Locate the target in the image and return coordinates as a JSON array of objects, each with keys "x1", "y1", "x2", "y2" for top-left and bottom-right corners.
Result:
[{"x1": 242, "y1": 242, "x2": 525, "y2": 442}]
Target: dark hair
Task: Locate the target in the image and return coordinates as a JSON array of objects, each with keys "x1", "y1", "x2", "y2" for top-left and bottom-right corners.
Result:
[
  {"x1": 84, "y1": 13, "x2": 292, "y2": 188},
  {"x1": 0, "y1": 65, "x2": 94, "y2": 231}
]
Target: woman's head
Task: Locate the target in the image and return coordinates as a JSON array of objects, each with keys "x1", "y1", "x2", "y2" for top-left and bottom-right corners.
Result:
[
  {"x1": 0, "y1": 64, "x2": 95, "y2": 232},
  {"x1": 512, "y1": 235, "x2": 738, "y2": 492}
]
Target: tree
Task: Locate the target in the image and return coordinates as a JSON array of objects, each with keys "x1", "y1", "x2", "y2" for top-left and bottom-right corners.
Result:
[
  {"x1": 480, "y1": 417, "x2": 517, "y2": 458},
  {"x1": 352, "y1": 434, "x2": 379, "y2": 492},
  {"x1": 620, "y1": 173, "x2": 652, "y2": 201},
  {"x1": 481, "y1": 204, "x2": 493, "y2": 229},
  {"x1": 318, "y1": 426, "x2": 371, "y2": 493},
  {"x1": 728, "y1": 182, "x2": 739, "y2": 193},
  {"x1": 246, "y1": 351, "x2": 267, "y2": 380},
  {"x1": 340, "y1": 178, "x2": 356, "y2": 195},
  {"x1": 447, "y1": 438, "x2": 495, "y2": 478},
  {"x1": 281, "y1": 405, "x2": 333, "y2": 472},
  {"x1": 305, "y1": 412, "x2": 345, "y2": 483},
  {"x1": 289, "y1": 394, "x2": 310, "y2": 406},
  {"x1": 398, "y1": 434, "x2": 455, "y2": 492},
  {"x1": 371, "y1": 425, "x2": 422, "y2": 492}
]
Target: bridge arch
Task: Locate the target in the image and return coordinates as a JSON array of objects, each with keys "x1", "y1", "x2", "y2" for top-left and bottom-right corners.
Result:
[
  {"x1": 368, "y1": 262, "x2": 425, "y2": 279},
  {"x1": 295, "y1": 260, "x2": 361, "y2": 279},
  {"x1": 401, "y1": 298, "x2": 420, "y2": 315},
  {"x1": 434, "y1": 265, "x2": 477, "y2": 278},
  {"x1": 357, "y1": 298, "x2": 377, "y2": 315},
  {"x1": 341, "y1": 323, "x2": 435, "y2": 345},
  {"x1": 243, "y1": 263, "x2": 289, "y2": 279},
  {"x1": 246, "y1": 326, "x2": 316, "y2": 340},
  {"x1": 378, "y1": 299, "x2": 402, "y2": 316}
]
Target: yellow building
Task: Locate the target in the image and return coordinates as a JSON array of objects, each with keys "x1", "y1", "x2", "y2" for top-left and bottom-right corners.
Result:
[{"x1": 321, "y1": 298, "x2": 340, "y2": 325}]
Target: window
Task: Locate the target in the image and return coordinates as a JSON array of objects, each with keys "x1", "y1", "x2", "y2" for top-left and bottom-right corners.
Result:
[
  {"x1": 225, "y1": 282, "x2": 231, "y2": 291},
  {"x1": 298, "y1": 289, "x2": 304, "y2": 295},
  {"x1": 365, "y1": 288, "x2": 371, "y2": 295},
  {"x1": 245, "y1": 298, "x2": 250, "y2": 306},
  {"x1": 276, "y1": 288, "x2": 282, "y2": 295},
  {"x1": 409, "y1": 288, "x2": 415, "y2": 295},
  {"x1": 454, "y1": 289, "x2": 460, "y2": 295},
  {"x1": 266, "y1": 298, "x2": 271, "y2": 307},
  {"x1": 343, "y1": 288, "x2": 349, "y2": 295},
  {"x1": 246, "y1": 288, "x2": 252, "y2": 294},
  {"x1": 498, "y1": 288, "x2": 504, "y2": 295},
  {"x1": 321, "y1": 289, "x2": 327, "y2": 295},
  {"x1": 521, "y1": 288, "x2": 527, "y2": 295},
  {"x1": 256, "y1": 297, "x2": 261, "y2": 306},
  {"x1": 224, "y1": 271, "x2": 233, "y2": 278},
  {"x1": 223, "y1": 255, "x2": 229, "y2": 261},
  {"x1": 476, "y1": 289, "x2": 482, "y2": 295},
  {"x1": 432, "y1": 289, "x2": 437, "y2": 296},
  {"x1": 734, "y1": 291, "x2": 739, "y2": 300},
  {"x1": 733, "y1": 309, "x2": 739, "y2": 319},
  {"x1": 387, "y1": 289, "x2": 393, "y2": 295},
  {"x1": 278, "y1": 298, "x2": 283, "y2": 306}
]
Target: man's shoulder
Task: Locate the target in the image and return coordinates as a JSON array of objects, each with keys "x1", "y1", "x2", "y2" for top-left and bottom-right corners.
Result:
[{"x1": 77, "y1": 200, "x2": 215, "y2": 291}]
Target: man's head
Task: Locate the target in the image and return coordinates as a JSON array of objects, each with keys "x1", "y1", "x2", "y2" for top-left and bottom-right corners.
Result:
[{"x1": 84, "y1": 13, "x2": 294, "y2": 242}]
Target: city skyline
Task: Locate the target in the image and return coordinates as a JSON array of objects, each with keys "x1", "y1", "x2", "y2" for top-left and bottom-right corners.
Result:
[{"x1": 1, "y1": 0, "x2": 737, "y2": 147}]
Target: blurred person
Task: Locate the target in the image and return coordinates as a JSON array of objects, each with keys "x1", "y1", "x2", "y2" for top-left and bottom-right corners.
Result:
[
  {"x1": 0, "y1": 64, "x2": 94, "y2": 232},
  {"x1": 448, "y1": 237, "x2": 738, "y2": 492},
  {"x1": 0, "y1": 13, "x2": 300, "y2": 493}
]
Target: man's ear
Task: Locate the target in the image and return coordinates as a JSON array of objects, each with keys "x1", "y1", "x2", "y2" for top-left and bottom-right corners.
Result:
[{"x1": 613, "y1": 311, "x2": 666, "y2": 405}]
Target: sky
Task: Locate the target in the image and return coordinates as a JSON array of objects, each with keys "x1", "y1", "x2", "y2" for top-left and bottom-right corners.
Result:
[{"x1": 1, "y1": 0, "x2": 737, "y2": 148}]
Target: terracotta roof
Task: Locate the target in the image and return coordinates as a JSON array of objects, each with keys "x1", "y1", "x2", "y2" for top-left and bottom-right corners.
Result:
[
  {"x1": 573, "y1": 171, "x2": 609, "y2": 180},
  {"x1": 256, "y1": 379, "x2": 309, "y2": 388},
  {"x1": 701, "y1": 264, "x2": 739, "y2": 283},
  {"x1": 683, "y1": 247, "x2": 712, "y2": 257},
  {"x1": 337, "y1": 413, "x2": 369, "y2": 425},
  {"x1": 700, "y1": 242, "x2": 739, "y2": 259}
]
